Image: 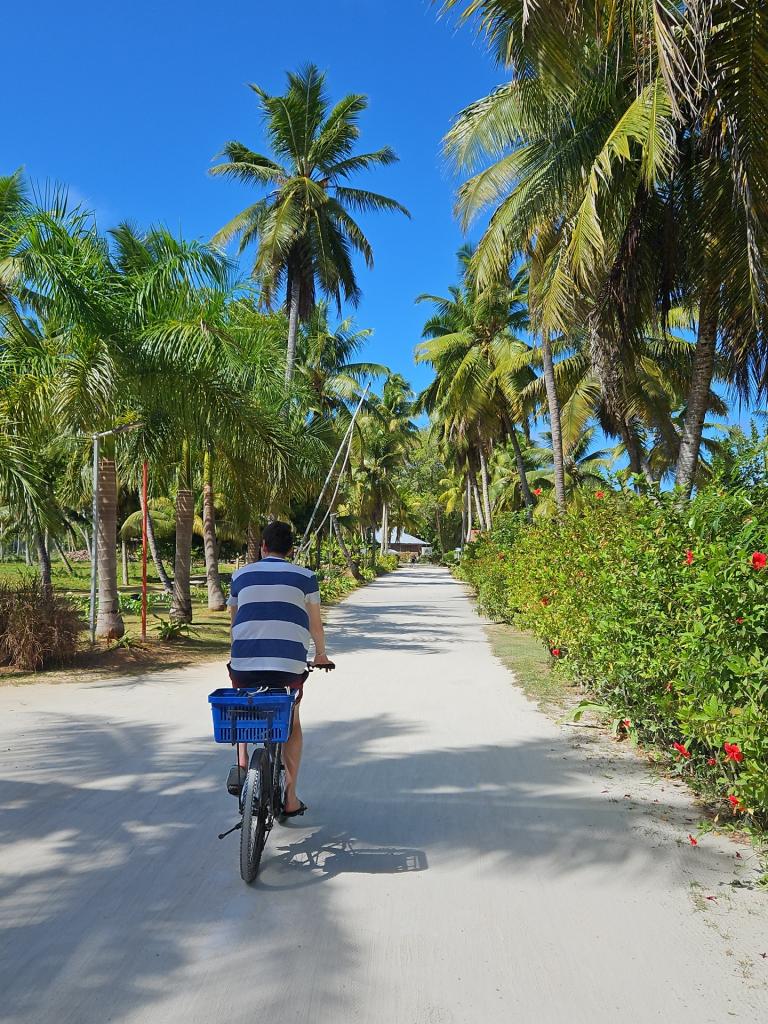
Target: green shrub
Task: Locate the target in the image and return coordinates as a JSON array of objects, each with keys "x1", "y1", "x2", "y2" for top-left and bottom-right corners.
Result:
[
  {"x1": 0, "y1": 577, "x2": 85, "y2": 671},
  {"x1": 458, "y1": 488, "x2": 768, "y2": 823}
]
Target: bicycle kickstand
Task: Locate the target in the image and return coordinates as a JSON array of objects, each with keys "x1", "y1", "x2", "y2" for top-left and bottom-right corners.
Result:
[{"x1": 218, "y1": 820, "x2": 243, "y2": 840}]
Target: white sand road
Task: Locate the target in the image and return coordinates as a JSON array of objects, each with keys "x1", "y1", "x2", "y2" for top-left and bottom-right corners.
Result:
[{"x1": 1, "y1": 565, "x2": 767, "y2": 1023}]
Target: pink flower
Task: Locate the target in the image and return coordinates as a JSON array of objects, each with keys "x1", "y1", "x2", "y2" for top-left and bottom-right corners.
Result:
[
  {"x1": 551, "y1": 648, "x2": 561, "y2": 658},
  {"x1": 688, "y1": 834, "x2": 698, "y2": 846}
]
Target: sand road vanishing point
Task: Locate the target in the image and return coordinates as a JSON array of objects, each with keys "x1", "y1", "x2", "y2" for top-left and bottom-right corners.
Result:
[{"x1": 1, "y1": 565, "x2": 767, "y2": 1023}]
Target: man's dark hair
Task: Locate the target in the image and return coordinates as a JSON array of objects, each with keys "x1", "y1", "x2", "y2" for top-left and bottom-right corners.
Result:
[{"x1": 261, "y1": 521, "x2": 294, "y2": 556}]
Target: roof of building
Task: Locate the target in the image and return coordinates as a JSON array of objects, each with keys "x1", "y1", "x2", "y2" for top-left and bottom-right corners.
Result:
[{"x1": 374, "y1": 529, "x2": 431, "y2": 546}]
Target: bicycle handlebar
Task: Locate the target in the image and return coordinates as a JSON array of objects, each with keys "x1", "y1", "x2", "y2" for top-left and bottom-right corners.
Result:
[{"x1": 307, "y1": 660, "x2": 336, "y2": 671}]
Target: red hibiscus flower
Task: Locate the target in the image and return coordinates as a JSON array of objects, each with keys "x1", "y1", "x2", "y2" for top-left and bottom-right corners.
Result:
[
  {"x1": 685, "y1": 549, "x2": 694, "y2": 565},
  {"x1": 724, "y1": 742, "x2": 744, "y2": 763},
  {"x1": 540, "y1": 597, "x2": 549, "y2": 606},
  {"x1": 595, "y1": 491, "x2": 605, "y2": 499},
  {"x1": 621, "y1": 718, "x2": 631, "y2": 728},
  {"x1": 751, "y1": 551, "x2": 767, "y2": 570},
  {"x1": 550, "y1": 648, "x2": 561, "y2": 658},
  {"x1": 728, "y1": 794, "x2": 744, "y2": 813},
  {"x1": 688, "y1": 834, "x2": 698, "y2": 846},
  {"x1": 673, "y1": 742, "x2": 691, "y2": 759},
  {"x1": 533, "y1": 487, "x2": 543, "y2": 497},
  {"x1": 707, "y1": 757, "x2": 717, "y2": 766},
  {"x1": 736, "y1": 617, "x2": 745, "y2": 624}
]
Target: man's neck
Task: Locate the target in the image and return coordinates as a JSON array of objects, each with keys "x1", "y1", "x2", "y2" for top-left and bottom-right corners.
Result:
[{"x1": 262, "y1": 553, "x2": 287, "y2": 561}]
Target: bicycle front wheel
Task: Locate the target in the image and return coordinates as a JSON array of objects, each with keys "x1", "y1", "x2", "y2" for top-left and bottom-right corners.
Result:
[{"x1": 240, "y1": 747, "x2": 269, "y2": 883}]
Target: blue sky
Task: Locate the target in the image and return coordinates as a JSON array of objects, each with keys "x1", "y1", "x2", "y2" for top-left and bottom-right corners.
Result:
[{"x1": 5, "y1": 0, "x2": 501, "y2": 395}]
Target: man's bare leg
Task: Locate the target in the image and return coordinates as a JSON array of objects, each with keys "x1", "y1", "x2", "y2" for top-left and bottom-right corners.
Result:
[
  {"x1": 237, "y1": 742, "x2": 248, "y2": 771},
  {"x1": 282, "y1": 705, "x2": 303, "y2": 813}
]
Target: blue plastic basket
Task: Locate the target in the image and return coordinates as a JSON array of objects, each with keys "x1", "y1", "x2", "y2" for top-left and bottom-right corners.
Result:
[{"x1": 208, "y1": 688, "x2": 295, "y2": 744}]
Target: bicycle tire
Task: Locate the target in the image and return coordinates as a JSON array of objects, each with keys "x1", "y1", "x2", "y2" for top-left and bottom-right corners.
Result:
[{"x1": 240, "y1": 747, "x2": 269, "y2": 883}]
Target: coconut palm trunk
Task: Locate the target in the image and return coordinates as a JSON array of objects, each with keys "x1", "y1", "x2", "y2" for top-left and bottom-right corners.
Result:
[
  {"x1": 465, "y1": 474, "x2": 473, "y2": 541},
  {"x1": 246, "y1": 521, "x2": 260, "y2": 563},
  {"x1": 170, "y1": 442, "x2": 194, "y2": 623},
  {"x1": 540, "y1": 332, "x2": 566, "y2": 509},
  {"x1": 675, "y1": 288, "x2": 719, "y2": 499},
  {"x1": 202, "y1": 449, "x2": 226, "y2": 611},
  {"x1": 379, "y1": 501, "x2": 389, "y2": 554},
  {"x1": 285, "y1": 275, "x2": 301, "y2": 384},
  {"x1": 96, "y1": 450, "x2": 125, "y2": 639},
  {"x1": 139, "y1": 490, "x2": 173, "y2": 594},
  {"x1": 33, "y1": 523, "x2": 52, "y2": 596},
  {"x1": 507, "y1": 425, "x2": 535, "y2": 517},
  {"x1": 471, "y1": 475, "x2": 484, "y2": 529},
  {"x1": 121, "y1": 539, "x2": 129, "y2": 587},
  {"x1": 478, "y1": 441, "x2": 493, "y2": 530},
  {"x1": 332, "y1": 515, "x2": 363, "y2": 582}
]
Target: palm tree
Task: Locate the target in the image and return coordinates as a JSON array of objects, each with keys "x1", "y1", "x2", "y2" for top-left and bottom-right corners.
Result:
[
  {"x1": 441, "y1": 0, "x2": 768, "y2": 499},
  {"x1": 416, "y1": 249, "x2": 537, "y2": 521},
  {"x1": 211, "y1": 64, "x2": 410, "y2": 382},
  {"x1": 295, "y1": 301, "x2": 386, "y2": 422}
]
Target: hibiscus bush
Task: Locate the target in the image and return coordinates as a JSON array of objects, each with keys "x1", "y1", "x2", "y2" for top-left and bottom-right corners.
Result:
[{"x1": 458, "y1": 488, "x2": 768, "y2": 823}]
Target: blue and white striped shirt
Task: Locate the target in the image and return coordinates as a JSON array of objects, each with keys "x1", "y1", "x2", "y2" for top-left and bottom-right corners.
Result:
[{"x1": 227, "y1": 557, "x2": 321, "y2": 675}]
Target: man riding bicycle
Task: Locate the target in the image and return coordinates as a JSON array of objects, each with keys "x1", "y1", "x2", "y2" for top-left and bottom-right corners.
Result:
[{"x1": 227, "y1": 521, "x2": 332, "y2": 818}]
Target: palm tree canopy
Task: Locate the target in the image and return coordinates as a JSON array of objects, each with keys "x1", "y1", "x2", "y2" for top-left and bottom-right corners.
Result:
[{"x1": 211, "y1": 64, "x2": 410, "y2": 318}]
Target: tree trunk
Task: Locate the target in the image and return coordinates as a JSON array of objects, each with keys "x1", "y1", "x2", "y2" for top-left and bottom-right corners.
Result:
[
  {"x1": 471, "y1": 474, "x2": 483, "y2": 528},
  {"x1": 379, "y1": 502, "x2": 389, "y2": 555},
  {"x1": 508, "y1": 425, "x2": 535, "y2": 518},
  {"x1": 202, "y1": 450, "x2": 226, "y2": 611},
  {"x1": 95, "y1": 454, "x2": 125, "y2": 639},
  {"x1": 675, "y1": 288, "x2": 719, "y2": 498},
  {"x1": 246, "y1": 521, "x2": 260, "y2": 563},
  {"x1": 170, "y1": 443, "x2": 194, "y2": 623},
  {"x1": 285, "y1": 275, "x2": 301, "y2": 384},
  {"x1": 121, "y1": 538, "x2": 129, "y2": 587},
  {"x1": 465, "y1": 474, "x2": 473, "y2": 542},
  {"x1": 477, "y1": 439, "x2": 493, "y2": 531},
  {"x1": 53, "y1": 535, "x2": 74, "y2": 575},
  {"x1": 314, "y1": 531, "x2": 322, "y2": 572},
  {"x1": 332, "y1": 515, "x2": 364, "y2": 582},
  {"x1": 34, "y1": 523, "x2": 52, "y2": 596},
  {"x1": 139, "y1": 491, "x2": 173, "y2": 594},
  {"x1": 540, "y1": 332, "x2": 566, "y2": 509}
]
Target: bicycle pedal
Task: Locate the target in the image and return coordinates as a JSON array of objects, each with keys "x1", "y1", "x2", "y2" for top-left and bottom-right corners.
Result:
[{"x1": 226, "y1": 765, "x2": 246, "y2": 796}]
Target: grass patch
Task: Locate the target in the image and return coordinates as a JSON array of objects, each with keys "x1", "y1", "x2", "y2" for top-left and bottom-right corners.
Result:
[{"x1": 484, "y1": 621, "x2": 575, "y2": 711}]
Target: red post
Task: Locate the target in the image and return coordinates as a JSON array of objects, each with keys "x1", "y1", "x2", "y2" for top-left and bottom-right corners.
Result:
[{"x1": 141, "y1": 460, "x2": 148, "y2": 641}]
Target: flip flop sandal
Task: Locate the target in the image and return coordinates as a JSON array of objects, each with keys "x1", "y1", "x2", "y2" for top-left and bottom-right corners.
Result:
[{"x1": 278, "y1": 801, "x2": 308, "y2": 821}]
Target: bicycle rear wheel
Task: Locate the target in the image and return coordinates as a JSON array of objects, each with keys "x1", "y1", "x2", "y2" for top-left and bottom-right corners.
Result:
[{"x1": 240, "y1": 747, "x2": 269, "y2": 883}]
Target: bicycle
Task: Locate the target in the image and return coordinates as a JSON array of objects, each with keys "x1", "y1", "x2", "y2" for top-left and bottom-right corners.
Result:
[{"x1": 208, "y1": 662, "x2": 334, "y2": 883}]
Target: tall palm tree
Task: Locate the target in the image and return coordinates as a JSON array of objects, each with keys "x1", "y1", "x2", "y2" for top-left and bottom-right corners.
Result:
[
  {"x1": 416, "y1": 249, "x2": 537, "y2": 520},
  {"x1": 441, "y1": 0, "x2": 768, "y2": 499},
  {"x1": 211, "y1": 64, "x2": 410, "y2": 382}
]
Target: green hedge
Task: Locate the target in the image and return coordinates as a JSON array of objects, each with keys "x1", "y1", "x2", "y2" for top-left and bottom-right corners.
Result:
[{"x1": 458, "y1": 490, "x2": 768, "y2": 823}]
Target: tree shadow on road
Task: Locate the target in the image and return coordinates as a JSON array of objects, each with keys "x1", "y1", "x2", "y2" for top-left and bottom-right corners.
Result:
[{"x1": 0, "y1": 708, "x2": 757, "y2": 1024}]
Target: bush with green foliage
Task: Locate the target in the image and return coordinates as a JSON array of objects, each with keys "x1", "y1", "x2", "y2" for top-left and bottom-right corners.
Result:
[
  {"x1": 458, "y1": 491, "x2": 768, "y2": 824},
  {"x1": 0, "y1": 577, "x2": 85, "y2": 671}
]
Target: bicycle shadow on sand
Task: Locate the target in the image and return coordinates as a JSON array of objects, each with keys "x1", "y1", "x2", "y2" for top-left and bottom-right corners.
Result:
[{"x1": 258, "y1": 826, "x2": 428, "y2": 890}]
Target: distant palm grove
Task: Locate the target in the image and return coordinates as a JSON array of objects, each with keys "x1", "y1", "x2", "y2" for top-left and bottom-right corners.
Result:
[{"x1": 2, "y1": 1, "x2": 768, "y2": 698}]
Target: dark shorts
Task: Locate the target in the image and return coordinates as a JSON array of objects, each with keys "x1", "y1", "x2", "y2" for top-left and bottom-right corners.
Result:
[{"x1": 226, "y1": 664, "x2": 309, "y2": 706}]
